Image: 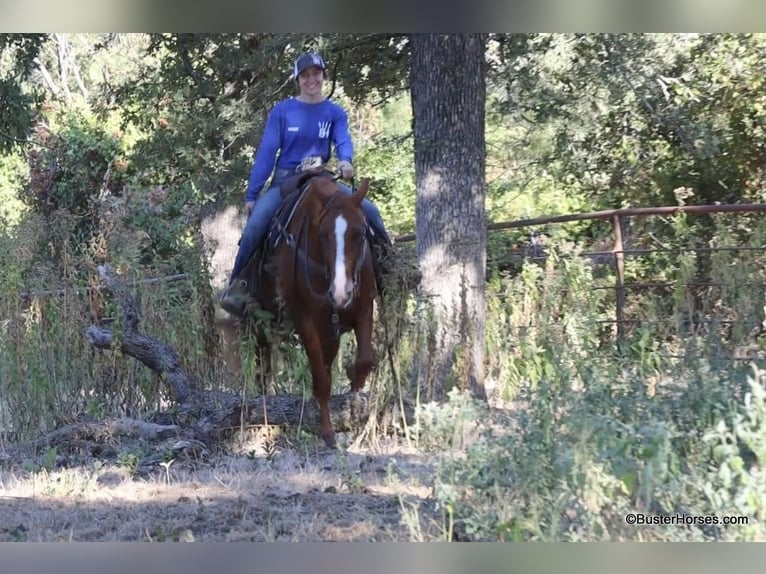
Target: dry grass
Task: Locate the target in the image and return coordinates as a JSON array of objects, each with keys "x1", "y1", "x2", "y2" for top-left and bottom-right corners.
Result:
[{"x1": 0, "y1": 431, "x2": 439, "y2": 542}]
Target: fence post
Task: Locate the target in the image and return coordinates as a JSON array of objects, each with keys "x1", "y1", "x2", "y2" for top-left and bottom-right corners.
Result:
[{"x1": 612, "y1": 213, "x2": 626, "y2": 342}]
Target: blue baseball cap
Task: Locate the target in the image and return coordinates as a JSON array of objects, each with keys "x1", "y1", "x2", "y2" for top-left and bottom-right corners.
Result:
[{"x1": 293, "y1": 52, "x2": 326, "y2": 79}]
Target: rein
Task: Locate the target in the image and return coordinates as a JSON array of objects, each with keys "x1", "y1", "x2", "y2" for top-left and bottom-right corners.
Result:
[{"x1": 283, "y1": 176, "x2": 367, "y2": 322}]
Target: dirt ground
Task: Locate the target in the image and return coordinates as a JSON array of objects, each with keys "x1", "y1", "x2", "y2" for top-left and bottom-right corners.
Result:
[{"x1": 0, "y1": 430, "x2": 442, "y2": 542}]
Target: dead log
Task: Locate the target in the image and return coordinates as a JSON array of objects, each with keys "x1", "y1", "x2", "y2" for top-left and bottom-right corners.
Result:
[
  {"x1": 85, "y1": 265, "x2": 203, "y2": 405},
  {"x1": 45, "y1": 417, "x2": 180, "y2": 443},
  {"x1": 188, "y1": 390, "x2": 372, "y2": 439},
  {"x1": 0, "y1": 417, "x2": 182, "y2": 463},
  {"x1": 30, "y1": 417, "x2": 181, "y2": 448}
]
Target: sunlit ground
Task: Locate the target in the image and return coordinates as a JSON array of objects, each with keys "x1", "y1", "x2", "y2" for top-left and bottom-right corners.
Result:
[{"x1": 0, "y1": 432, "x2": 436, "y2": 542}]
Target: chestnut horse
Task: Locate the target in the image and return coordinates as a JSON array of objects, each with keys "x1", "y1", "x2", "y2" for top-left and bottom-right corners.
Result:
[{"x1": 245, "y1": 172, "x2": 377, "y2": 448}]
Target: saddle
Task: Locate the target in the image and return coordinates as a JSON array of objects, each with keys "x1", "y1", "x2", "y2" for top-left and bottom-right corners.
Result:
[
  {"x1": 248, "y1": 169, "x2": 391, "y2": 296},
  {"x1": 266, "y1": 169, "x2": 334, "y2": 252},
  {"x1": 279, "y1": 167, "x2": 330, "y2": 199}
]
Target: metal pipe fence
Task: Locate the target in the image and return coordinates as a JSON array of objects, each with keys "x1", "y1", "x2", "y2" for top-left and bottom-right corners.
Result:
[{"x1": 394, "y1": 203, "x2": 766, "y2": 344}]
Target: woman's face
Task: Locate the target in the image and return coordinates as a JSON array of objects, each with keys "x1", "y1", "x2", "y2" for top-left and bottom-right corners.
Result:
[{"x1": 298, "y1": 66, "x2": 324, "y2": 99}]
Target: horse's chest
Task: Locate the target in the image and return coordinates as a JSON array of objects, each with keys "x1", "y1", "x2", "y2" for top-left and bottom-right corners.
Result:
[{"x1": 280, "y1": 298, "x2": 355, "y2": 336}]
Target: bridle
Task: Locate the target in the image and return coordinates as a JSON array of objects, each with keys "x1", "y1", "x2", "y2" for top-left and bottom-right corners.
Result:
[{"x1": 283, "y1": 176, "x2": 369, "y2": 319}]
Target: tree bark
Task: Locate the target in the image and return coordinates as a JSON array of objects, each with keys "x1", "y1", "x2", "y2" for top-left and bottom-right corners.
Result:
[
  {"x1": 85, "y1": 265, "x2": 204, "y2": 405},
  {"x1": 188, "y1": 390, "x2": 376, "y2": 439},
  {"x1": 410, "y1": 33, "x2": 488, "y2": 400}
]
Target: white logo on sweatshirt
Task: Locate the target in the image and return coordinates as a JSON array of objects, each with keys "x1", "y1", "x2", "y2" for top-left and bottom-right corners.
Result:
[{"x1": 318, "y1": 121, "x2": 331, "y2": 139}]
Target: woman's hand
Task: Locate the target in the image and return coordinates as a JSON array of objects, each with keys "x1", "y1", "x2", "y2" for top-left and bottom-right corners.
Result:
[{"x1": 338, "y1": 160, "x2": 354, "y2": 180}]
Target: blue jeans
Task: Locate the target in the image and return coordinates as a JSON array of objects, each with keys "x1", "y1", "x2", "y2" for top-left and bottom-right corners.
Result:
[{"x1": 229, "y1": 173, "x2": 390, "y2": 284}]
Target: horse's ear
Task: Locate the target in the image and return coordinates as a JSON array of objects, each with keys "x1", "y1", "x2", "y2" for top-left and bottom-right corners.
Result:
[{"x1": 352, "y1": 178, "x2": 370, "y2": 206}]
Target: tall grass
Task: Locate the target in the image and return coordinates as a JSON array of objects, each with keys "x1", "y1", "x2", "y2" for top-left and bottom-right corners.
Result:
[{"x1": 0, "y1": 209, "x2": 231, "y2": 438}]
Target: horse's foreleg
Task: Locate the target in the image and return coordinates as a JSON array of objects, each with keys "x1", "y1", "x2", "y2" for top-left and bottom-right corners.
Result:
[
  {"x1": 321, "y1": 336, "x2": 341, "y2": 383},
  {"x1": 256, "y1": 335, "x2": 271, "y2": 395},
  {"x1": 298, "y1": 322, "x2": 336, "y2": 449},
  {"x1": 348, "y1": 303, "x2": 375, "y2": 392}
]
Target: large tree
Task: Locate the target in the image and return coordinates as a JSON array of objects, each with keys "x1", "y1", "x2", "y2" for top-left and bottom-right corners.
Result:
[{"x1": 410, "y1": 34, "x2": 488, "y2": 400}]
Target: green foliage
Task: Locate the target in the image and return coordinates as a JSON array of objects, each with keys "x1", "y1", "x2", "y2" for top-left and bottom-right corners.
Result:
[
  {"x1": 412, "y1": 387, "x2": 484, "y2": 452},
  {"x1": 116, "y1": 451, "x2": 140, "y2": 476},
  {"x1": 0, "y1": 78, "x2": 42, "y2": 153},
  {"x1": 396, "y1": 203, "x2": 766, "y2": 541},
  {"x1": 485, "y1": 245, "x2": 608, "y2": 399},
  {"x1": 0, "y1": 34, "x2": 47, "y2": 76},
  {"x1": 703, "y1": 365, "x2": 766, "y2": 533},
  {"x1": 0, "y1": 151, "x2": 28, "y2": 229},
  {"x1": 354, "y1": 135, "x2": 415, "y2": 235},
  {"x1": 500, "y1": 33, "x2": 766, "y2": 211},
  {"x1": 0, "y1": 34, "x2": 46, "y2": 153},
  {"x1": 319, "y1": 34, "x2": 410, "y2": 105},
  {"x1": 409, "y1": 354, "x2": 765, "y2": 541},
  {"x1": 41, "y1": 446, "x2": 58, "y2": 472},
  {"x1": 23, "y1": 105, "x2": 129, "y2": 249},
  {"x1": 115, "y1": 34, "x2": 301, "y2": 208}
]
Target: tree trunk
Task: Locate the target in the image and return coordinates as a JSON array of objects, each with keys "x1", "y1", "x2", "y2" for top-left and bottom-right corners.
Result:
[{"x1": 409, "y1": 34, "x2": 488, "y2": 401}]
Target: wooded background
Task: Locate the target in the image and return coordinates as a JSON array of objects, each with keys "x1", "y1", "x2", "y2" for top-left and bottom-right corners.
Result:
[{"x1": 3, "y1": 34, "x2": 766, "y2": 540}]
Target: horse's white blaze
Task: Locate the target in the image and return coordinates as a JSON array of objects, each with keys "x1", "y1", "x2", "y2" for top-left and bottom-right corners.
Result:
[{"x1": 332, "y1": 215, "x2": 350, "y2": 306}]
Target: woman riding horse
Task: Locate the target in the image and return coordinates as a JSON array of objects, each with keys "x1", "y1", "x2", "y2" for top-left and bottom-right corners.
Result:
[{"x1": 220, "y1": 52, "x2": 391, "y2": 316}]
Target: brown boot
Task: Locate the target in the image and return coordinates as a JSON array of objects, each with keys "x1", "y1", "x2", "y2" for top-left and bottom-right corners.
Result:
[{"x1": 219, "y1": 278, "x2": 251, "y2": 317}]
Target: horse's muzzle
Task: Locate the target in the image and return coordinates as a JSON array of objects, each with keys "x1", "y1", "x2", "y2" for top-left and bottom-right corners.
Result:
[{"x1": 329, "y1": 279, "x2": 356, "y2": 309}]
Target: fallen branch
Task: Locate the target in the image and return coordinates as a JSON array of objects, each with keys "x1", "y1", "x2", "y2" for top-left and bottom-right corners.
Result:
[
  {"x1": 47, "y1": 417, "x2": 180, "y2": 443},
  {"x1": 86, "y1": 265, "x2": 202, "y2": 404},
  {"x1": 85, "y1": 324, "x2": 198, "y2": 405},
  {"x1": 0, "y1": 417, "x2": 181, "y2": 462}
]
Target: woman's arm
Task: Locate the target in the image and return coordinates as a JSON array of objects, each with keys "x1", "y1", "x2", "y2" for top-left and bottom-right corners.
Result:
[{"x1": 245, "y1": 105, "x2": 283, "y2": 203}]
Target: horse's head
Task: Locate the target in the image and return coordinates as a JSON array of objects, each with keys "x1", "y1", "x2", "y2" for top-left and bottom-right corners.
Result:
[{"x1": 313, "y1": 178, "x2": 371, "y2": 309}]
